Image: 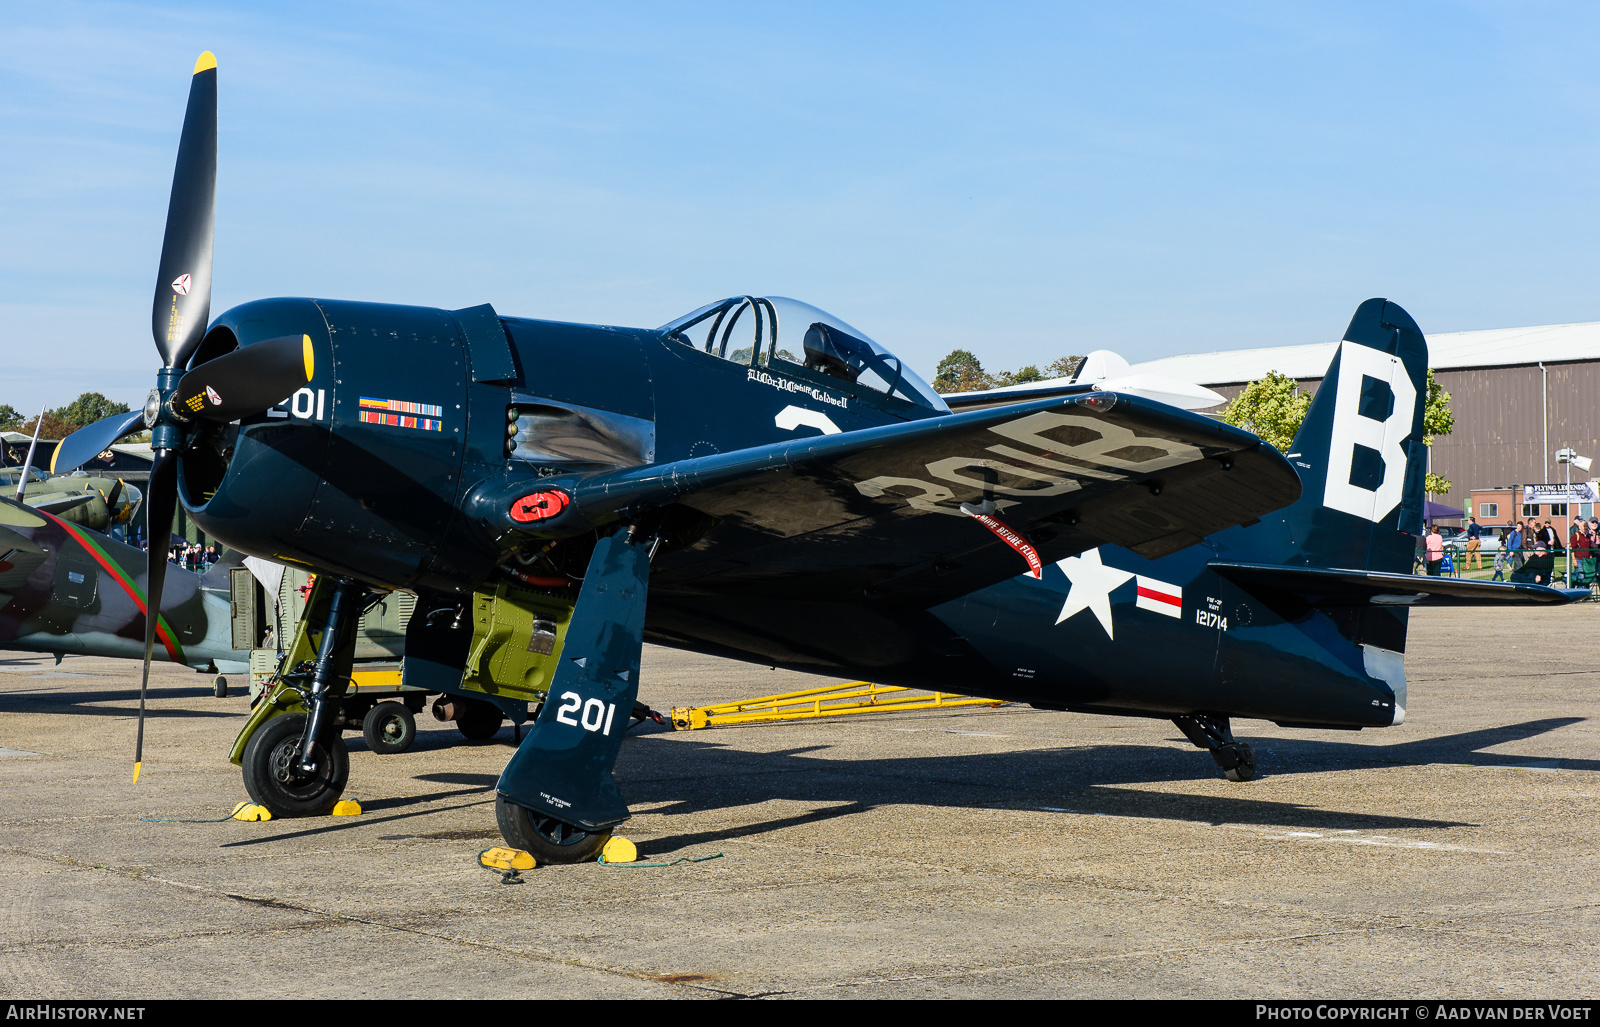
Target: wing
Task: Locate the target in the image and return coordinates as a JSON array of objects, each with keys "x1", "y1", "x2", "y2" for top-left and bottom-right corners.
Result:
[
  {"x1": 490, "y1": 393, "x2": 1303, "y2": 604},
  {"x1": 0, "y1": 514, "x2": 51, "y2": 595},
  {"x1": 474, "y1": 392, "x2": 1301, "y2": 605}
]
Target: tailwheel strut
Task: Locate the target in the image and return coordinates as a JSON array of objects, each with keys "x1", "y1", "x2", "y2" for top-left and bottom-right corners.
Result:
[{"x1": 1173, "y1": 713, "x2": 1256, "y2": 782}]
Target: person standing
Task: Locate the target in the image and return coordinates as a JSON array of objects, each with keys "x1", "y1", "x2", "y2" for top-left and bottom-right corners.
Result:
[
  {"x1": 1425, "y1": 523, "x2": 1444, "y2": 576},
  {"x1": 1508, "y1": 521, "x2": 1525, "y2": 571},
  {"x1": 1466, "y1": 516, "x2": 1484, "y2": 570},
  {"x1": 1577, "y1": 522, "x2": 1597, "y2": 587}
]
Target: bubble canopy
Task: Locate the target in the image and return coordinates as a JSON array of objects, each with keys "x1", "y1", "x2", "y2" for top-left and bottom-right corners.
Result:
[{"x1": 660, "y1": 296, "x2": 948, "y2": 413}]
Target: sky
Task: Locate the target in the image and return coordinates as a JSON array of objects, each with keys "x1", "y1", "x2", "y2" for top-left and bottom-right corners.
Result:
[{"x1": 3, "y1": 1, "x2": 1598, "y2": 411}]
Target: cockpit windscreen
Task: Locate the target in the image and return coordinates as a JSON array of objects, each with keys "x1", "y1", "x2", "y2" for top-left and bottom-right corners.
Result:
[{"x1": 660, "y1": 296, "x2": 948, "y2": 412}]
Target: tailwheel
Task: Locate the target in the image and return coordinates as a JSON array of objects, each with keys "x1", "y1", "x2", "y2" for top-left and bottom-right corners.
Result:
[
  {"x1": 1173, "y1": 713, "x2": 1258, "y2": 783},
  {"x1": 242, "y1": 712, "x2": 349, "y2": 817},
  {"x1": 1221, "y1": 742, "x2": 1256, "y2": 782},
  {"x1": 495, "y1": 794, "x2": 611, "y2": 864}
]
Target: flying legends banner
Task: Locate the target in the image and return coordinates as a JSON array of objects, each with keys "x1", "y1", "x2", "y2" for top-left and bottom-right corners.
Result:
[{"x1": 1523, "y1": 482, "x2": 1600, "y2": 505}]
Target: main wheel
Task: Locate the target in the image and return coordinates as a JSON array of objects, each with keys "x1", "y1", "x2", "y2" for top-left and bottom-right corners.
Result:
[
  {"x1": 1222, "y1": 742, "x2": 1256, "y2": 782},
  {"x1": 214, "y1": 675, "x2": 228, "y2": 698},
  {"x1": 362, "y1": 701, "x2": 416, "y2": 755},
  {"x1": 455, "y1": 697, "x2": 504, "y2": 740},
  {"x1": 242, "y1": 712, "x2": 349, "y2": 817},
  {"x1": 496, "y1": 794, "x2": 611, "y2": 864}
]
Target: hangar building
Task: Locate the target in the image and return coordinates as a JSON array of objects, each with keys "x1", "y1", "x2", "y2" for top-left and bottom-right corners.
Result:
[{"x1": 1127, "y1": 321, "x2": 1600, "y2": 525}]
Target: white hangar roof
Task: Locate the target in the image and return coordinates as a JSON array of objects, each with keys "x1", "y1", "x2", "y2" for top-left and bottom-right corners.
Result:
[{"x1": 1127, "y1": 320, "x2": 1600, "y2": 386}]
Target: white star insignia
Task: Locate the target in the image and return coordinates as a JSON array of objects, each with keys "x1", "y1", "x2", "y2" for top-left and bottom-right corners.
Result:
[{"x1": 1055, "y1": 548, "x2": 1134, "y2": 639}]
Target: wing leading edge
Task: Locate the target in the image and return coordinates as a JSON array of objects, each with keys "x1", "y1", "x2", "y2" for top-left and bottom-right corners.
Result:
[{"x1": 472, "y1": 392, "x2": 1302, "y2": 606}]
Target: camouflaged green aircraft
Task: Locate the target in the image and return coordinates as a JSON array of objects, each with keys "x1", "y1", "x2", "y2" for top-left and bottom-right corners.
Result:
[
  {"x1": 0, "y1": 466, "x2": 143, "y2": 539},
  {"x1": 0, "y1": 493, "x2": 247, "y2": 683}
]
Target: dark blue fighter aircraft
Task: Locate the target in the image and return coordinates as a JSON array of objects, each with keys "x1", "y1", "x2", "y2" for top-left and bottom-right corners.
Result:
[{"x1": 55, "y1": 54, "x2": 1573, "y2": 860}]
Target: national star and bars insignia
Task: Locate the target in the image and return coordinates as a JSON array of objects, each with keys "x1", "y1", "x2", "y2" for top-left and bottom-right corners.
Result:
[{"x1": 359, "y1": 396, "x2": 443, "y2": 431}]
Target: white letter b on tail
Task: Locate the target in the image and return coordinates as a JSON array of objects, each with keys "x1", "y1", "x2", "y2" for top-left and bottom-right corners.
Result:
[{"x1": 1322, "y1": 341, "x2": 1415, "y2": 523}]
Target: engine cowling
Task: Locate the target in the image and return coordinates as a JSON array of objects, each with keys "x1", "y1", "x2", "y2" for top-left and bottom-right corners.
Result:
[{"x1": 184, "y1": 298, "x2": 510, "y2": 592}]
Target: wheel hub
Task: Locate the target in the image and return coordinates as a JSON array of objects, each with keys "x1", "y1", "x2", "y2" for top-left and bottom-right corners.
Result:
[
  {"x1": 270, "y1": 739, "x2": 315, "y2": 785},
  {"x1": 532, "y1": 814, "x2": 585, "y2": 847}
]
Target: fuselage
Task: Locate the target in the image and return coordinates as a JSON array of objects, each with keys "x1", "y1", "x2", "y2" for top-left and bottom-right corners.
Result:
[
  {"x1": 643, "y1": 532, "x2": 1403, "y2": 731},
  {"x1": 181, "y1": 296, "x2": 1402, "y2": 731}
]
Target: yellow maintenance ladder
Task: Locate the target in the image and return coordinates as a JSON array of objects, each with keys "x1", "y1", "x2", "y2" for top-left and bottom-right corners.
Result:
[{"x1": 670, "y1": 680, "x2": 1006, "y2": 730}]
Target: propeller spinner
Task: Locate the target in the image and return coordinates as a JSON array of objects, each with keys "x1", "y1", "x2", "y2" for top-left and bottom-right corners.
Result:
[{"x1": 51, "y1": 52, "x2": 311, "y2": 782}]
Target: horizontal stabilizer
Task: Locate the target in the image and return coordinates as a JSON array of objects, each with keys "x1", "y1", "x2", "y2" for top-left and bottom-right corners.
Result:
[{"x1": 1209, "y1": 561, "x2": 1581, "y2": 606}]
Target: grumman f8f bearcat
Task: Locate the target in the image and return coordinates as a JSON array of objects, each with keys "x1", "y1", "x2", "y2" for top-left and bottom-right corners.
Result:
[{"x1": 55, "y1": 54, "x2": 1575, "y2": 861}]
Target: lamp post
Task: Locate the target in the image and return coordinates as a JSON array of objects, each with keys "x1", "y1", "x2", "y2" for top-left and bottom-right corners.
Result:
[{"x1": 1555, "y1": 447, "x2": 1592, "y2": 581}]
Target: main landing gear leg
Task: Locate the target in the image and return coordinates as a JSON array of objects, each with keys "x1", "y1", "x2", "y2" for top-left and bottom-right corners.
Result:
[
  {"x1": 297, "y1": 577, "x2": 366, "y2": 773},
  {"x1": 1173, "y1": 713, "x2": 1256, "y2": 782},
  {"x1": 495, "y1": 531, "x2": 652, "y2": 864},
  {"x1": 241, "y1": 576, "x2": 365, "y2": 817}
]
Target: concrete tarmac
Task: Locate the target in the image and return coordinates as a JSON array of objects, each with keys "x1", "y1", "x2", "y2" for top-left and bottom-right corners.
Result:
[{"x1": 1, "y1": 605, "x2": 1596, "y2": 999}]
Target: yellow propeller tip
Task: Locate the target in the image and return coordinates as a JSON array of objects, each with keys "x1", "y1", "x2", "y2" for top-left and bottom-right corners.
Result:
[
  {"x1": 194, "y1": 52, "x2": 217, "y2": 74},
  {"x1": 132, "y1": 761, "x2": 142, "y2": 784},
  {"x1": 302, "y1": 334, "x2": 315, "y2": 381}
]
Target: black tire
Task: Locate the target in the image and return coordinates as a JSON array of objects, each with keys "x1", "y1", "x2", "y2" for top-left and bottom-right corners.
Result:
[
  {"x1": 456, "y1": 697, "x2": 504, "y2": 740},
  {"x1": 214, "y1": 675, "x2": 228, "y2": 698},
  {"x1": 241, "y1": 712, "x2": 349, "y2": 817},
  {"x1": 496, "y1": 794, "x2": 611, "y2": 864},
  {"x1": 1223, "y1": 742, "x2": 1256, "y2": 782},
  {"x1": 362, "y1": 701, "x2": 416, "y2": 755}
]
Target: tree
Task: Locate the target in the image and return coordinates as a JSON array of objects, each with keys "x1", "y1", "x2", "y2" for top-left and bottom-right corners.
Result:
[
  {"x1": 0, "y1": 404, "x2": 22, "y2": 431},
  {"x1": 932, "y1": 351, "x2": 1086, "y2": 393},
  {"x1": 17, "y1": 411, "x2": 77, "y2": 442},
  {"x1": 1218, "y1": 371, "x2": 1311, "y2": 453},
  {"x1": 933, "y1": 350, "x2": 995, "y2": 393},
  {"x1": 1421, "y1": 370, "x2": 1455, "y2": 496},
  {"x1": 993, "y1": 364, "x2": 1043, "y2": 387},
  {"x1": 50, "y1": 392, "x2": 130, "y2": 430},
  {"x1": 1043, "y1": 355, "x2": 1085, "y2": 380}
]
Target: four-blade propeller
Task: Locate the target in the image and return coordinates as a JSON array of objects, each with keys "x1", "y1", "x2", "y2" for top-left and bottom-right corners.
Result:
[{"x1": 51, "y1": 52, "x2": 311, "y2": 782}]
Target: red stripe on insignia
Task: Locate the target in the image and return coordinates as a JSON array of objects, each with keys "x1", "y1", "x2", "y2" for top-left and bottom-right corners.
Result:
[{"x1": 1136, "y1": 585, "x2": 1181, "y2": 607}]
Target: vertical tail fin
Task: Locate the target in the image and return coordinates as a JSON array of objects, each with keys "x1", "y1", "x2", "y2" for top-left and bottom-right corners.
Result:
[{"x1": 1237, "y1": 299, "x2": 1430, "y2": 574}]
